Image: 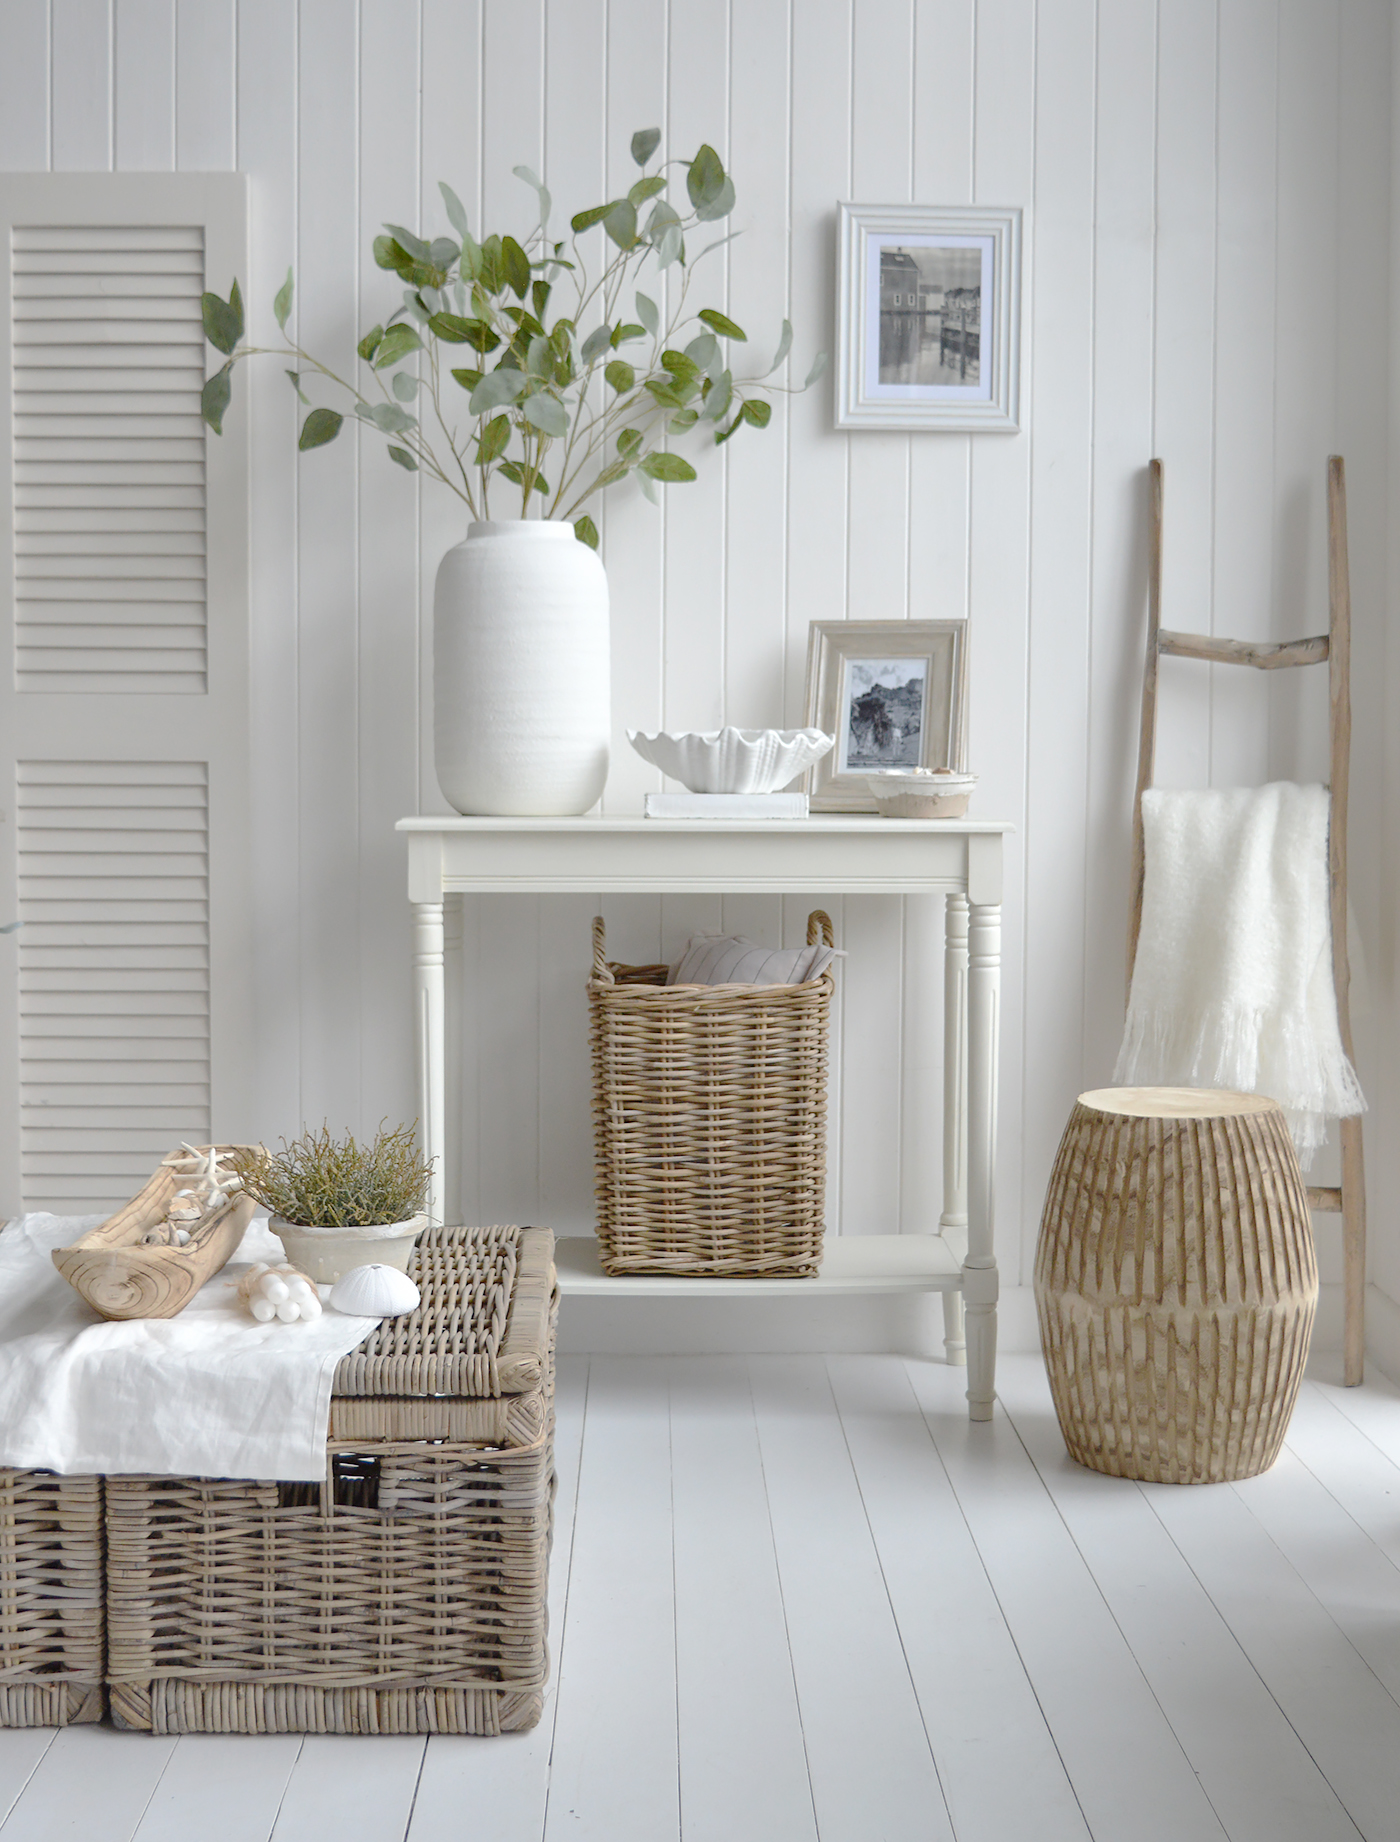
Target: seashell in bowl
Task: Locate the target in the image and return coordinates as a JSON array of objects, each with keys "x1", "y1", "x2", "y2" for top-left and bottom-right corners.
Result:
[
  {"x1": 627, "y1": 726, "x2": 834, "y2": 794},
  {"x1": 866, "y1": 769, "x2": 978, "y2": 820}
]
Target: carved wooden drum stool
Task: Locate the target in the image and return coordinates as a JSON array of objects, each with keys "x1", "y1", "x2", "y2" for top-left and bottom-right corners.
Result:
[{"x1": 1034, "y1": 1087, "x2": 1317, "y2": 1483}]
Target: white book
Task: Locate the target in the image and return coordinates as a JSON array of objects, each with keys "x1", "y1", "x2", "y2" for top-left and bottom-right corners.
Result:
[{"x1": 644, "y1": 792, "x2": 809, "y2": 819}]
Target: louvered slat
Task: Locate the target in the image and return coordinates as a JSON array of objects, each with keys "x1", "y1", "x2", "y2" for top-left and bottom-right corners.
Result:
[
  {"x1": 17, "y1": 762, "x2": 211, "y2": 1212},
  {"x1": 11, "y1": 226, "x2": 207, "y2": 692}
]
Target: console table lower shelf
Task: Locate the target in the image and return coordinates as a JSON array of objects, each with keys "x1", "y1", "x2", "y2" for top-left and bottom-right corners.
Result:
[{"x1": 554, "y1": 1233, "x2": 963, "y2": 1297}]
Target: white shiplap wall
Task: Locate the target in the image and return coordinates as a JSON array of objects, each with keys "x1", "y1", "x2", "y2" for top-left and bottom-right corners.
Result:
[{"x1": 0, "y1": 0, "x2": 1392, "y2": 1323}]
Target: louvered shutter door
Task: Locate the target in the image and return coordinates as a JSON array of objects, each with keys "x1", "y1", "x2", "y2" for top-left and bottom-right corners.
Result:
[{"x1": 0, "y1": 175, "x2": 251, "y2": 1215}]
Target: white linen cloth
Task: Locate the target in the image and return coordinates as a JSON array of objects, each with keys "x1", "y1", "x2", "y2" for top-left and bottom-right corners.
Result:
[
  {"x1": 0, "y1": 1214, "x2": 379, "y2": 1480},
  {"x1": 1114, "y1": 782, "x2": 1365, "y2": 1166},
  {"x1": 667, "y1": 932, "x2": 844, "y2": 986}
]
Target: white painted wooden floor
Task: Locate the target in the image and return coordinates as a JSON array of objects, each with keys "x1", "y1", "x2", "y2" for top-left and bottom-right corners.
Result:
[{"x1": 4, "y1": 1352, "x2": 1400, "y2": 1842}]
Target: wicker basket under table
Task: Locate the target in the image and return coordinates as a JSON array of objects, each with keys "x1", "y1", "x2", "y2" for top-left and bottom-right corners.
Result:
[
  {"x1": 104, "y1": 1222, "x2": 556, "y2": 1737},
  {"x1": 590, "y1": 911, "x2": 835, "y2": 1278},
  {"x1": 0, "y1": 1469, "x2": 105, "y2": 1727}
]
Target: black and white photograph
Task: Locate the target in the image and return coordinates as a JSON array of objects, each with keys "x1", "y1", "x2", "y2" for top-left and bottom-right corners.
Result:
[
  {"x1": 836, "y1": 203, "x2": 1022, "y2": 430},
  {"x1": 877, "y1": 244, "x2": 982, "y2": 387},
  {"x1": 839, "y1": 657, "x2": 929, "y2": 770},
  {"x1": 803, "y1": 619, "x2": 969, "y2": 809}
]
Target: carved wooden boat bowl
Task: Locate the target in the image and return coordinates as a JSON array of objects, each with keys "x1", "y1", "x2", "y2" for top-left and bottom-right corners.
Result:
[{"x1": 51, "y1": 1144, "x2": 261, "y2": 1321}]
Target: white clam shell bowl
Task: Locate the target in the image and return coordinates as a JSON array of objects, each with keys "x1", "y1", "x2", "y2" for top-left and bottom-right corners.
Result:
[{"x1": 627, "y1": 726, "x2": 834, "y2": 795}]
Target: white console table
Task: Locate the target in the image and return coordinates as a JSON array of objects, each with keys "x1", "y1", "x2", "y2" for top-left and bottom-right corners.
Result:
[{"x1": 396, "y1": 816, "x2": 1008, "y2": 1420}]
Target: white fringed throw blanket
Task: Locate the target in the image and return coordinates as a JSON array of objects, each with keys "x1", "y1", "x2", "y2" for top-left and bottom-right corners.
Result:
[{"x1": 1114, "y1": 782, "x2": 1365, "y2": 1167}]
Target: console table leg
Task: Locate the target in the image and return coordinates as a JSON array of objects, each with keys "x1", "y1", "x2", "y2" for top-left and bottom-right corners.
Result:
[
  {"x1": 941, "y1": 893, "x2": 969, "y2": 1367},
  {"x1": 965, "y1": 900, "x2": 1000, "y2": 1420},
  {"x1": 412, "y1": 900, "x2": 446, "y2": 1226}
]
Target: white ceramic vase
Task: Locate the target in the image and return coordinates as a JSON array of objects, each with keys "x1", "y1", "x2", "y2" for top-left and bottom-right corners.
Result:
[
  {"x1": 434, "y1": 519, "x2": 610, "y2": 816},
  {"x1": 270, "y1": 1212, "x2": 428, "y2": 1285}
]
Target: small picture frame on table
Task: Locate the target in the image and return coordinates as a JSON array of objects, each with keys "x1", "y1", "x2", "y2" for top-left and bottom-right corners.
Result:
[
  {"x1": 803, "y1": 620, "x2": 969, "y2": 812},
  {"x1": 835, "y1": 202, "x2": 1022, "y2": 432}
]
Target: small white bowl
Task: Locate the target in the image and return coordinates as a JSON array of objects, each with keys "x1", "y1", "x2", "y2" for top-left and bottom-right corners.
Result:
[
  {"x1": 270, "y1": 1212, "x2": 428, "y2": 1285},
  {"x1": 628, "y1": 726, "x2": 833, "y2": 795},
  {"x1": 867, "y1": 770, "x2": 977, "y2": 820}
]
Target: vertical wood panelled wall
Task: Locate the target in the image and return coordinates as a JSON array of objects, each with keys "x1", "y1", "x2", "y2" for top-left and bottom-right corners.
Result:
[{"x1": 0, "y1": 0, "x2": 1392, "y2": 1319}]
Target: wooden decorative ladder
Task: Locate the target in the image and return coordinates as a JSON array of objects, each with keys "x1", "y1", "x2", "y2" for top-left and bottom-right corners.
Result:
[{"x1": 1129, "y1": 455, "x2": 1366, "y2": 1385}]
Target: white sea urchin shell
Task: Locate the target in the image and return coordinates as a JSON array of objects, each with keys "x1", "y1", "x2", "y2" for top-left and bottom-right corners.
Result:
[{"x1": 329, "y1": 1263, "x2": 421, "y2": 1318}]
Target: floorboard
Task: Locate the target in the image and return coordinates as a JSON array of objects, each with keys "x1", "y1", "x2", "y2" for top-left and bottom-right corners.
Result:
[
  {"x1": 0, "y1": 1726, "x2": 177, "y2": 1842},
  {"x1": 406, "y1": 1356, "x2": 590, "y2": 1842},
  {"x1": 907, "y1": 1358, "x2": 1231, "y2": 1842},
  {"x1": 267, "y1": 1735, "x2": 425, "y2": 1842},
  {"x1": 132, "y1": 1736, "x2": 304, "y2": 1842},
  {"x1": 995, "y1": 1358, "x2": 1360, "y2": 1842},
  {"x1": 0, "y1": 1733, "x2": 54, "y2": 1832},
  {"x1": 749, "y1": 1356, "x2": 954, "y2": 1842}
]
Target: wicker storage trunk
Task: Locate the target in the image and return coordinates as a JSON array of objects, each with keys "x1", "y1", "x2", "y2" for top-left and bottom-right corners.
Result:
[
  {"x1": 590, "y1": 912, "x2": 835, "y2": 1278},
  {"x1": 104, "y1": 1223, "x2": 556, "y2": 1737},
  {"x1": 0, "y1": 1469, "x2": 105, "y2": 1727}
]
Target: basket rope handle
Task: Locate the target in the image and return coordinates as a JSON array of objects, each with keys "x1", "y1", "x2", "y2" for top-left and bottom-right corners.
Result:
[
  {"x1": 807, "y1": 909, "x2": 835, "y2": 949},
  {"x1": 591, "y1": 916, "x2": 614, "y2": 984}
]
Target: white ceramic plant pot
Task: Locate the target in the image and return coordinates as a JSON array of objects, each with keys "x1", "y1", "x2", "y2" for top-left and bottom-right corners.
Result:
[
  {"x1": 269, "y1": 1212, "x2": 429, "y2": 1285},
  {"x1": 434, "y1": 520, "x2": 610, "y2": 816}
]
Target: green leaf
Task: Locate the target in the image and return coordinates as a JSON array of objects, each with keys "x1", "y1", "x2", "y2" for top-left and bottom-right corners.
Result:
[
  {"x1": 522, "y1": 392, "x2": 568, "y2": 437},
  {"x1": 438, "y1": 180, "x2": 470, "y2": 242},
  {"x1": 611, "y1": 322, "x2": 646, "y2": 347},
  {"x1": 764, "y1": 319, "x2": 793, "y2": 377},
  {"x1": 450, "y1": 366, "x2": 484, "y2": 392},
  {"x1": 644, "y1": 378, "x2": 686, "y2": 410},
  {"x1": 617, "y1": 428, "x2": 643, "y2": 459},
  {"x1": 458, "y1": 230, "x2": 482, "y2": 282},
  {"x1": 525, "y1": 334, "x2": 552, "y2": 378},
  {"x1": 201, "y1": 362, "x2": 233, "y2": 433},
  {"x1": 637, "y1": 469, "x2": 660, "y2": 506},
  {"x1": 469, "y1": 369, "x2": 526, "y2": 414},
  {"x1": 639, "y1": 450, "x2": 697, "y2": 483},
  {"x1": 741, "y1": 398, "x2": 772, "y2": 428},
  {"x1": 427, "y1": 311, "x2": 479, "y2": 344},
  {"x1": 804, "y1": 350, "x2": 829, "y2": 387},
  {"x1": 373, "y1": 234, "x2": 401, "y2": 271},
  {"x1": 628, "y1": 174, "x2": 667, "y2": 207},
  {"x1": 285, "y1": 369, "x2": 311, "y2": 405},
  {"x1": 355, "y1": 401, "x2": 416, "y2": 434},
  {"x1": 669, "y1": 407, "x2": 699, "y2": 432},
  {"x1": 298, "y1": 406, "x2": 343, "y2": 451},
  {"x1": 532, "y1": 278, "x2": 552, "y2": 321},
  {"x1": 699, "y1": 368, "x2": 732, "y2": 422},
  {"x1": 697, "y1": 307, "x2": 747, "y2": 342},
  {"x1": 392, "y1": 370, "x2": 419, "y2": 402},
  {"x1": 383, "y1": 222, "x2": 429, "y2": 261},
  {"x1": 686, "y1": 144, "x2": 726, "y2": 211},
  {"x1": 586, "y1": 458, "x2": 632, "y2": 492},
  {"x1": 513, "y1": 164, "x2": 552, "y2": 228},
  {"x1": 274, "y1": 267, "x2": 294, "y2": 331},
  {"x1": 476, "y1": 414, "x2": 512, "y2": 463},
  {"x1": 428, "y1": 237, "x2": 459, "y2": 269},
  {"x1": 695, "y1": 176, "x2": 736, "y2": 223},
  {"x1": 374, "y1": 323, "x2": 423, "y2": 369},
  {"x1": 661, "y1": 349, "x2": 699, "y2": 381},
  {"x1": 684, "y1": 331, "x2": 721, "y2": 373},
  {"x1": 570, "y1": 202, "x2": 611, "y2": 234},
  {"x1": 387, "y1": 445, "x2": 418, "y2": 471},
  {"x1": 603, "y1": 199, "x2": 638, "y2": 249},
  {"x1": 655, "y1": 225, "x2": 683, "y2": 270},
  {"x1": 631, "y1": 126, "x2": 661, "y2": 167},
  {"x1": 635, "y1": 291, "x2": 660, "y2": 338},
  {"x1": 580, "y1": 324, "x2": 613, "y2": 364},
  {"x1": 357, "y1": 323, "x2": 385, "y2": 362},
  {"x1": 574, "y1": 514, "x2": 600, "y2": 549},
  {"x1": 478, "y1": 235, "x2": 503, "y2": 294},
  {"x1": 501, "y1": 235, "x2": 532, "y2": 299},
  {"x1": 201, "y1": 283, "x2": 243, "y2": 355},
  {"x1": 693, "y1": 229, "x2": 743, "y2": 267},
  {"x1": 604, "y1": 359, "x2": 635, "y2": 394},
  {"x1": 498, "y1": 460, "x2": 551, "y2": 498}
]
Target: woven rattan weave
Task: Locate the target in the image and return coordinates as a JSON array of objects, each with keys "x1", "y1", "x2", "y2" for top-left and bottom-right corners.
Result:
[
  {"x1": 0, "y1": 1469, "x2": 105, "y2": 1727},
  {"x1": 104, "y1": 1222, "x2": 556, "y2": 1736},
  {"x1": 590, "y1": 912, "x2": 834, "y2": 1278}
]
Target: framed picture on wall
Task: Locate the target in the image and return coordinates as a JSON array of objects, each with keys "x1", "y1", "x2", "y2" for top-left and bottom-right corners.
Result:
[
  {"x1": 803, "y1": 620, "x2": 969, "y2": 811},
  {"x1": 835, "y1": 202, "x2": 1022, "y2": 431}
]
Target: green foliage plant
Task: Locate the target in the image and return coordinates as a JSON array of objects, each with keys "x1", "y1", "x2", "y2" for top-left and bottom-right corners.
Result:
[
  {"x1": 200, "y1": 131, "x2": 826, "y2": 547},
  {"x1": 235, "y1": 1123, "x2": 433, "y2": 1228}
]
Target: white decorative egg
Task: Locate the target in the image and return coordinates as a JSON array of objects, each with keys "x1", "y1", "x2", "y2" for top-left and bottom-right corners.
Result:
[{"x1": 329, "y1": 1263, "x2": 421, "y2": 1318}]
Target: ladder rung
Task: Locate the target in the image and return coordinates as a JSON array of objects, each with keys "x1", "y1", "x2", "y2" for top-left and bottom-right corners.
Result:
[
  {"x1": 1159, "y1": 630, "x2": 1329, "y2": 670},
  {"x1": 1307, "y1": 1185, "x2": 1343, "y2": 1212}
]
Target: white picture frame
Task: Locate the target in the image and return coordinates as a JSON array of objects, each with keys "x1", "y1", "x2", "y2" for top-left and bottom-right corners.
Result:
[
  {"x1": 803, "y1": 620, "x2": 969, "y2": 812},
  {"x1": 835, "y1": 202, "x2": 1022, "y2": 432}
]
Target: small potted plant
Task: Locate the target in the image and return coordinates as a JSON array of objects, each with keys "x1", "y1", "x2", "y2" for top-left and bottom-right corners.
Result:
[{"x1": 234, "y1": 1124, "x2": 433, "y2": 1283}]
